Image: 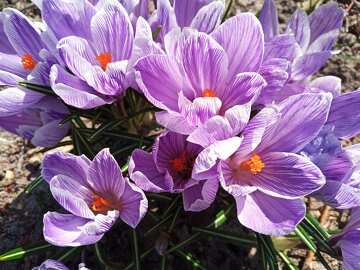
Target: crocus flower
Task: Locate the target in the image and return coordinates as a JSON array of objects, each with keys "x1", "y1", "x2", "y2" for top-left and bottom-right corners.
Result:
[
  {"x1": 42, "y1": 149, "x2": 148, "y2": 246},
  {"x1": 149, "y1": 0, "x2": 225, "y2": 44},
  {"x1": 217, "y1": 93, "x2": 331, "y2": 235},
  {"x1": 0, "y1": 96, "x2": 70, "y2": 147},
  {"x1": 32, "y1": 260, "x2": 69, "y2": 270},
  {"x1": 257, "y1": 0, "x2": 344, "y2": 104},
  {"x1": 129, "y1": 131, "x2": 220, "y2": 212},
  {"x1": 331, "y1": 208, "x2": 360, "y2": 270},
  {"x1": 50, "y1": 1, "x2": 135, "y2": 109},
  {"x1": 135, "y1": 13, "x2": 266, "y2": 135},
  {"x1": 301, "y1": 88, "x2": 360, "y2": 208}
]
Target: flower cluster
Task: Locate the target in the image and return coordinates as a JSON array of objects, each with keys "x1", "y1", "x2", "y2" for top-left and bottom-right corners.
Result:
[{"x1": 1, "y1": 0, "x2": 360, "y2": 269}]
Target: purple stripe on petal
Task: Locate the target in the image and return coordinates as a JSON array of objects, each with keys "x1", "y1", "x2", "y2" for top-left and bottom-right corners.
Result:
[
  {"x1": 3, "y1": 8, "x2": 43, "y2": 59},
  {"x1": 119, "y1": 178, "x2": 148, "y2": 228},
  {"x1": 236, "y1": 192, "x2": 305, "y2": 236},
  {"x1": 43, "y1": 212, "x2": 102, "y2": 247},
  {"x1": 307, "y1": 30, "x2": 339, "y2": 53},
  {"x1": 42, "y1": 151, "x2": 90, "y2": 184},
  {"x1": 91, "y1": 2, "x2": 133, "y2": 61},
  {"x1": 211, "y1": 13, "x2": 264, "y2": 79},
  {"x1": 259, "y1": 0, "x2": 279, "y2": 42},
  {"x1": 258, "y1": 93, "x2": 332, "y2": 153},
  {"x1": 183, "y1": 178, "x2": 219, "y2": 212},
  {"x1": 327, "y1": 89, "x2": 360, "y2": 139},
  {"x1": 34, "y1": 259, "x2": 69, "y2": 270},
  {"x1": 264, "y1": 34, "x2": 299, "y2": 61},
  {"x1": 50, "y1": 175, "x2": 95, "y2": 219},
  {"x1": 308, "y1": 2, "x2": 344, "y2": 44},
  {"x1": 174, "y1": 0, "x2": 212, "y2": 28},
  {"x1": 286, "y1": 9, "x2": 310, "y2": 50},
  {"x1": 31, "y1": 120, "x2": 69, "y2": 148},
  {"x1": 190, "y1": 1, "x2": 224, "y2": 34},
  {"x1": 309, "y1": 76, "x2": 341, "y2": 97},
  {"x1": 155, "y1": 111, "x2": 194, "y2": 135},
  {"x1": 254, "y1": 152, "x2": 325, "y2": 199}
]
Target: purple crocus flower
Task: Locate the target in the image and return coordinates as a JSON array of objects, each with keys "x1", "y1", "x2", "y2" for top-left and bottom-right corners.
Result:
[
  {"x1": 0, "y1": 96, "x2": 70, "y2": 147},
  {"x1": 257, "y1": 0, "x2": 344, "y2": 104},
  {"x1": 32, "y1": 260, "x2": 69, "y2": 270},
  {"x1": 135, "y1": 13, "x2": 266, "y2": 135},
  {"x1": 50, "y1": 1, "x2": 135, "y2": 109},
  {"x1": 215, "y1": 93, "x2": 331, "y2": 235},
  {"x1": 42, "y1": 149, "x2": 148, "y2": 246},
  {"x1": 149, "y1": 0, "x2": 225, "y2": 43},
  {"x1": 331, "y1": 208, "x2": 360, "y2": 270},
  {"x1": 129, "y1": 131, "x2": 221, "y2": 212}
]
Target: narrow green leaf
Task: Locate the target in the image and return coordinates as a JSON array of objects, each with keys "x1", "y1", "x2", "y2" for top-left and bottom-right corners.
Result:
[
  {"x1": 278, "y1": 251, "x2": 299, "y2": 270},
  {"x1": 25, "y1": 175, "x2": 44, "y2": 194},
  {"x1": 88, "y1": 121, "x2": 117, "y2": 142},
  {"x1": 162, "y1": 195, "x2": 180, "y2": 218},
  {"x1": 294, "y1": 225, "x2": 317, "y2": 252},
  {"x1": 73, "y1": 128, "x2": 95, "y2": 158},
  {"x1": 18, "y1": 81, "x2": 56, "y2": 96},
  {"x1": 94, "y1": 243, "x2": 107, "y2": 266},
  {"x1": 221, "y1": 0, "x2": 233, "y2": 22},
  {"x1": 144, "y1": 214, "x2": 173, "y2": 237},
  {"x1": 122, "y1": 247, "x2": 154, "y2": 270},
  {"x1": 192, "y1": 227, "x2": 257, "y2": 247},
  {"x1": 57, "y1": 247, "x2": 80, "y2": 262},
  {"x1": 0, "y1": 243, "x2": 52, "y2": 261},
  {"x1": 315, "y1": 250, "x2": 333, "y2": 270},
  {"x1": 132, "y1": 229, "x2": 141, "y2": 270},
  {"x1": 304, "y1": 214, "x2": 331, "y2": 239},
  {"x1": 160, "y1": 256, "x2": 167, "y2": 270},
  {"x1": 175, "y1": 250, "x2": 207, "y2": 270}
]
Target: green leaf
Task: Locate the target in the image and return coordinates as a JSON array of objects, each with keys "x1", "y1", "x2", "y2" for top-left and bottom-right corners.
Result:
[
  {"x1": 18, "y1": 81, "x2": 56, "y2": 96},
  {"x1": 175, "y1": 250, "x2": 207, "y2": 270},
  {"x1": 25, "y1": 175, "x2": 44, "y2": 194},
  {"x1": 122, "y1": 247, "x2": 154, "y2": 270},
  {"x1": 57, "y1": 247, "x2": 80, "y2": 262},
  {"x1": 73, "y1": 127, "x2": 95, "y2": 158},
  {"x1": 304, "y1": 214, "x2": 331, "y2": 239},
  {"x1": 132, "y1": 229, "x2": 141, "y2": 270},
  {"x1": 192, "y1": 227, "x2": 256, "y2": 247},
  {"x1": 144, "y1": 214, "x2": 173, "y2": 237},
  {"x1": 294, "y1": 225, "x2": 317, "y2": 253},
  {"x1": 315, "y1": 250, "x2": 333, "y2": 270},
  {"x1": 221, "y1": 0, "x2": 233, "y2": 22},
  {"x1": 0, "y1": 243, "x2": 52, "y2": 261},
  {"x1": 277, "y1": 251, "x2": 299, "y2": 270}
]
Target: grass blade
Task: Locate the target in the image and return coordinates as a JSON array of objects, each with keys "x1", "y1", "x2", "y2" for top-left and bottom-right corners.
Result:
[
  {"x1": 294, "y1": 225, "x2": 317, "y2": 253},
  {"x1": 278, "y1": 251, "x2": 299, "y2": 270},
  {"x1": 0, "y1": 243, "x2": 52, "y2": 261},
  {"x1": 18, "y1": 81, "x2": 56, "y2": 96},
  {"x1": 25, "y1": 175, "x2": 44, "y2": 194},
  {"x1": 132, "y1": 229, "x2": 141, "y2": 270}
]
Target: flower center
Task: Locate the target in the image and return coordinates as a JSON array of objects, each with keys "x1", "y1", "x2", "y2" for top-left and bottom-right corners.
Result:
[
  {"x1": 21, "y1": 53, "x2": 37, "y2": 71},
  {"x1": 202, "y1": 89, "x2": 216, "y2": 97},
  {"x1": 96, "y1": 52, "x2": 112, "y2": 70},
  {"x1": 90, "y1": 194, "x2": 115, "y2": 214},
  {"x1": 169, "y1": 152, "x2": 195, "y2": 180},
  {"x1": 239, "y1": 154, "x2": 265, "y2": 175}
]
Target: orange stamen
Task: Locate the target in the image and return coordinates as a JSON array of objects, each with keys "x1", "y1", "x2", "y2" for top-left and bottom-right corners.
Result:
[
  {"x1": 201, "y1": 89, "x2": 216, "y2": 97},
  {"x1": 90, "y1": 195, "x2": 115, "y2": 214},
  {"x1": 239, "y1": 154, "x2": 265, "y2": 175},
  {"x1": 96, "y1": 52, "x2": 112, "y2": 70},
  {"x1": 21, "y1": 53, "x2": 37, "y2": 71}
]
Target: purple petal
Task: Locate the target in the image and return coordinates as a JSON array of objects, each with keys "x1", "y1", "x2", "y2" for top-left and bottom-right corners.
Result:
[
  {"x1": 236, "y1": 192, "x2": 305, "y2": 235},
  {"x1": 50, "y1": 64, "x2": 113, "y2": 109},
  {"x1": 253, "y1": 152, "x2": 325, "y2": 199},
  {"x1": 135, "y1": 54, "x2": 187, "y2": 111},
  {"x1": 43, "y1": 212, "x2": 102, "y2": 246},
  {"x1": 174, "y1": 0, "x2": 212, "y2": 27},
  {"x1": 0, "y1": 13, "x2": 16, "y2": 54},
  {"x1": 129, "y1": 149, "x2": 174, "y2": 192},
  {"x1": 155, "y1": 111, "x2": 194, "y2": 135},
  {"x1": 0, "y1": 70, "x2": 23, "y2": 86},
  {"x1": 3, "y1": 8, "x2": 43, "y2": 59},
  {"x1": 234, "y1": 106, "x2": 280, "y2": 157},
  {"x1": 286, "y1": 9, "x2": 310, "y2": 50},
  {"x1": 259, "y1": 0, "x2": 279, "y2": 41},
  {"x1": 42, "y1": 0, "x2": 95, "y2": 40},
  {"x1": 291, "y1": 51, "x2": 331, "y2": 81},
  {"x1": 320, "y1": 150, "x2": 353, "y2": 182},
  {"x1": 221, "y1": 72, "x2": 266, "y2": 112},
  {"x1": 327, "y1": 89, "x2": 360, "y2": 139},
  {"x1": 119, "y1": 178, "x2": 148, "y2": 228},
  {"x1": 152, "y1": 0, "x2": 178, "y2": 42},
  {"x1": 83, "y1": 210, "x2": 119, "y2": 236},
  {"x1": 91, "y1": 2, "x2": 133, "y2": 61},
  {"x1": 0, "y1": 87, "x2": 43, "y2": 117},
  {"x1": 190, "y1": 1, "x2": 224, "y2": 34},
  {"x1": 31, "y1": 120, "x2": 69, "y2": 147},
  {"x1": 88, "y1": 148, "x2": 125, "y2": 204},
  {"x1": 183, "y1": 178, "x2": 219, "y2": 212},
  {"x1": 211, "y1": 13, "x2": 264, "y2": 79},
  {"x1": 258, "y1": 93, "x2": 332, "y2": 153},
  {"x1": 264, "y1": 34, "x2": 299, "y2": 61},
  {"x1": 309, "y1": 76, "x2": 341, "y2": 97},
  {"x1": 0, "y1": 53, "x2": 28, "y2": 79},
  {"x1": 193, "y1": 136, "x2": 243, "y2": 176},
  {"x1": 180, "y1": 32, "x2": 228, "y2": 97},
  {"x1": 42, "y1": 150, "x2": 90, "y2": 184},
  {"x1": 35, "y1": 259, "x2": 69, "y2": 270},
  {"x1": 307, "y1": 30, "x2": 339, "y2": 53},
  {"x1": 308, "y1": 2, "x2": 344, "y2": 44},
  {"x1": 340, "y1": 240, "x2": 360, "y2": 270},
  {"x1": 50, "y1": 174, "x2": 94, "y2": 219}
]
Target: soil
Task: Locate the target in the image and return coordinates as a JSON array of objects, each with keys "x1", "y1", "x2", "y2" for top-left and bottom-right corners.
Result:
[{"x1": 0, "y1": 0, "x2": 359, "y2": 270}]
